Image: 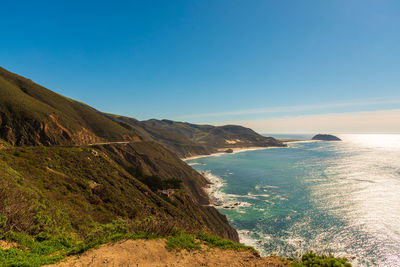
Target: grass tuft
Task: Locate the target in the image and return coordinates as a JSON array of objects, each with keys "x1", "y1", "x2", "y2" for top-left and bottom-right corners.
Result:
[
  {"x1": 0, "y1": 220, "x2": 161, "y2": 266},
  {"x1": 196, "y1": 232, "x2": 257, "y2": 253},
  {"x1": 0, "y1": 231, "x2": 73, "y2": 266},
  {"x1": 165, "y1": 231, "x2": 201, "y2": 251},
  {"x1": 165, "y1": 231, "x2": 257, "y2": 254},
  {"x1": 291, "y1": 251, "x2": 352, "y2": 267}
]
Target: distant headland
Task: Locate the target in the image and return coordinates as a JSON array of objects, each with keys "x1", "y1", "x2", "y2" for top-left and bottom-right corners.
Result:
[{"x1": 312, "y1": 134, "x2": 342, "y2": 141}]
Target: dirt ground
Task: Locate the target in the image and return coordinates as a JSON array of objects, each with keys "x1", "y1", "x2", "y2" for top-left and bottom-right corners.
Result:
[
  {"x1": 47, "y1": 239, "x2": 287, "y2": 267},
  {"x1": 0, "y1": 240, "x2": 18, "y2": 249}
]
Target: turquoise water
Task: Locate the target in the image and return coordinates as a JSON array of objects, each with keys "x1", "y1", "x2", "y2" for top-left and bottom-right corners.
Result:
[{"x1": 187, "y1": 134, "x2": 400, "y2": 267}]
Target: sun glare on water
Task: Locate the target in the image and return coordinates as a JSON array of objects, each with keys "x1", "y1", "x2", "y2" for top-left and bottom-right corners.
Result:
[
  {"x1": 314, "y1": 134, "x2": 400, "y2": 266},
  {"x1": 339, "y1": 134, "x2": 400, "y2": 150},
  {"x1": 188, "y1": 134, "x2": 400, "y2": 266}
]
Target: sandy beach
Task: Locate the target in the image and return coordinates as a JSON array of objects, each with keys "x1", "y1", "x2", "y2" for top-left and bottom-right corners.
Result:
[
  {"x1": 282, "y1": 140, "x2": 320, "y2": 144},
  {"x1": 181, "y1": 140, "x2": 320, "y2": 161},
  {"x1": 181, "y1": 146, "x2": 274, "y2": 161}
]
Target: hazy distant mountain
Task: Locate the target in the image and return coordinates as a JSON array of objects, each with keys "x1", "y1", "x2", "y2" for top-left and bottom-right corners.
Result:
[
  {"x1": 104, "y1": 115, "x2": 213, "y2": 158},
  {"x1": 107, "y1": 117, "x2": 285, "y2": 158},
  {"x1": 147, "y1": 119, "x2": 284, "y2": 151}
]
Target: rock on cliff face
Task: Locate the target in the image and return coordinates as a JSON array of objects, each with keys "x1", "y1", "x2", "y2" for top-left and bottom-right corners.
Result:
[{"x1": 312, "y1": 134, "x2": 342, "y2": 141}]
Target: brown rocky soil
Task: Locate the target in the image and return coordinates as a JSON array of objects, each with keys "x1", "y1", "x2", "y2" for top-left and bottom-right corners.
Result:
[
  {"x1": 47, "y1": 239, "x2": 287, "y2": 267},
  {"x1": 0, "y1": 240, "x2": 18, "y2": 249}
]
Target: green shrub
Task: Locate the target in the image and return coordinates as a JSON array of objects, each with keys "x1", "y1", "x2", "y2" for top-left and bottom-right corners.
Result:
[
  {"x1": 0, "y1": 248, "x2": 63, "y2": 267},
  {"x1": 0, "y1": 214, "x2": 7, "y2": 229},
  {"x1": 165, "y1": 231, "x2": 201, "y2": 251},
  {"x1": 68, "y1": 220, "x2": 160, "y2": 255},
  {"x1": 137, "y1": 175, "x2": 164, "y2": 191},
  {"x1": 0, "y1": 220, "x2": 162, "y2": 266},
  {"x1": 196, "y1": 232, "x2": 256, "y2": 253},
  {"x1": 292, "y1": 251, "x2": 352, "y2": 267},
  {"x1": 137, "y1": 175, "x2": 182, "y2": 191},
  {"x1": 162, "y1": 178, "x2": 182, "y2": 189},
  {"x1": 2, "y1": 231, "x2": 74, "y2": 255},
  {"x1": 0, "y1": 231, "x2": 74, "y2": 266}
]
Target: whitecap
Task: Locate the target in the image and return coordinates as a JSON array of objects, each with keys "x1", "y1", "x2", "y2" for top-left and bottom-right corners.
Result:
[
  {"x1": 237, "y1": 230, "x2": 266, "y2": 253},
  {"x1": 201, "y1": 170, "x2": 251, "y2": 208},
  {"x1": 188, "y1": 162, "x2": 203, "y2": 166}
]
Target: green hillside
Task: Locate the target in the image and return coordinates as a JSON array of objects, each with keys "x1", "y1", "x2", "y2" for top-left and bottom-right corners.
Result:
[
  {"x1": 105, "y1": 114, "x2": 214, "y2": 158},
  {"x1": 0, "y1": 67, "x2": 140, "y2": 146},
  {"x1": 0, "y1": 66, "x2": 238, "y2": 243},
  {"x1": 143, "y1": 119, "x2": 285, "y2": 152},
  {"x1": 106, "y1": 117, "x2": 285, "y2": 158},
  {"x1": 0, "y1": 143, "x2": 237, "y2": 240}
]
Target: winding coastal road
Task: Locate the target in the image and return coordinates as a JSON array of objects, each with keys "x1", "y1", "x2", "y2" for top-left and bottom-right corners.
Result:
[{"x1": 87, "y1": 141, "x2": 130, "y2": 146}]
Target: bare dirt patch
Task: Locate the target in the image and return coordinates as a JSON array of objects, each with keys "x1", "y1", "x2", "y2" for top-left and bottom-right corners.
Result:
[
  {"x1": 0, "y1": 240, "x2": 18, "y2": 249},
  {"x1": 47, "y1": 239, "x2": 286, "y2": 267}
]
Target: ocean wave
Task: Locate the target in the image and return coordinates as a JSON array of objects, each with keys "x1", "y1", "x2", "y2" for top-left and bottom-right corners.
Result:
[
  {"x1": 201, "y1": 170, "x2": 251, "y2": 209},
  {"x1": 247, "y1": 192, "x2": 270, "y2": 198},
  {"x1": 187, "y1": 162, "x2": 206, "y2": 166},
  {"x1": 255, "y1": 185, "x2": 279, "y2": 190},
  {"x1": 237, "y1": 230, "x2": 267, "y2": 254}
]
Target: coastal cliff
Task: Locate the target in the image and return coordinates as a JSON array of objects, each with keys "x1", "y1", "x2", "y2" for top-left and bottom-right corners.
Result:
[{"x1": 0, "y1": 66, "x2": 237, "y2": 242}]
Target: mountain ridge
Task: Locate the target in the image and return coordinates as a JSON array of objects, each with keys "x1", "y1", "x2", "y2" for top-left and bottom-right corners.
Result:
[
  {"x1": 0, "y1": 66, "x2": 140, "y2": 146},
  {"x1": 106, "y1": 115, "x2": 285, "y2": 158}
]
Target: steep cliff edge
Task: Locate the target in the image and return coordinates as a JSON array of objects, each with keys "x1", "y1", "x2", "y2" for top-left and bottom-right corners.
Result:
[{"x1": 0, "y1": 143, "x2": 238, "y2": 241}]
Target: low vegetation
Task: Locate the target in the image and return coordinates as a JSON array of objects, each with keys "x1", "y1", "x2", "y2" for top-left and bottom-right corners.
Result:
[
  {"x1": 136, "y1": 175, "x2": 182, "y2": 191},
  {"x1": 165, "y1": 231, "x2": 352, "y2": 266},
  {"x1": 290, "y1": 251, "x2": 352, "y2": 267},
  {"x1": 0, "y1": 220, "x2": 160, "y2": 266},
  {"x1": 0, "y1": 144, "x2": 237, "y2": 240},
  {"x1": 165, "y1": 231, "x2": 258, "y2": 255},
  {"x1": 0, "y1": 228, "x2": 353, "y2": 267},
  {"x1": 0, "y1": 223, "x2": 256, "y2": 266},
  {"x1": 165, "y1": 231, "x2": 201, "y2": 251},
  {"x1": 196, "y1": 232, "x2": 257, "y2": 253}
]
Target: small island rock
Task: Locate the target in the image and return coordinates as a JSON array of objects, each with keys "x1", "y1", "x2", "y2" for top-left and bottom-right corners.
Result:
[{"x1": 312, "y1": 134, "x2": 341, "y2": 141}]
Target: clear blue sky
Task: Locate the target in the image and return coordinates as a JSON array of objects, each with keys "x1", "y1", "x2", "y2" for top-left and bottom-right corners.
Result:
[{"x1": 1, "y1": 0, "x2": 400, "y2": 133}]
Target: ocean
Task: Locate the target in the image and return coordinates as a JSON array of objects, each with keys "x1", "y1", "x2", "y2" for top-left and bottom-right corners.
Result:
[{"x1": 186, "y1": 134, "x2": 400, "y2": 267}]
